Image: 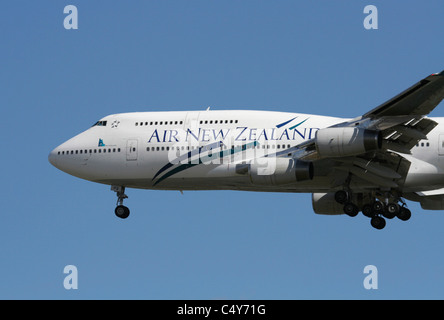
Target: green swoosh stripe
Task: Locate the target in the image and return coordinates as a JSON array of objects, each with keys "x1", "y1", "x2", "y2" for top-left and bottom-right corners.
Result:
[{"x1": 288, "y1": 118, "x2": 308, "y2": 130}]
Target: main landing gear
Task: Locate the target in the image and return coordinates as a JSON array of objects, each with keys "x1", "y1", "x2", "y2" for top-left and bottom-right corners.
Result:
[
  {"x1": 111, "y1": 185, "x2": 130, "y2": 219},
  {"x1": 335, "y1": 190, "x2": 411, "y2": 230}
]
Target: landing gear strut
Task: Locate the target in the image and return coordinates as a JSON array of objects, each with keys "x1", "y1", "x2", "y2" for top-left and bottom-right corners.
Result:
[{"x1": 111, "y1": 185, "x2": 130, "y2": 219}]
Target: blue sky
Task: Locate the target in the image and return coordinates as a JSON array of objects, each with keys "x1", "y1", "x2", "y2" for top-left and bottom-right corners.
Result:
[{"x1": 1, "y1": 0, "x2": 444, "y2": 299}]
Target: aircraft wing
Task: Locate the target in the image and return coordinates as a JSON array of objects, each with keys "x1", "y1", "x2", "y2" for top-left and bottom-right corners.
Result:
[{"x1": 296, "y1": 70, "x2": 444, "y2": 161}]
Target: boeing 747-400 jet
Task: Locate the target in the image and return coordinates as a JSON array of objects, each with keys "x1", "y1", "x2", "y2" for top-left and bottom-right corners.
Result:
[{"x1": 49, "y1": 70, "x2": 444, "y2": 229}]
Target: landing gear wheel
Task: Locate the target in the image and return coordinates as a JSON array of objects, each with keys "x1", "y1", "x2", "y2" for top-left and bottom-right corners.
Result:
[
  {"x1": 335, "y1": 190, "x2": 348, "y2": 204},
  {"x1": 361, "y1": 204, "x2": 374, "y2": 218},
  {"x1": 397, "y1": 207, "x2": 411, "y2": 221},
  {"x1": 371, "y1": 216, "x2": 386, "y2": 230},
  {"x1": 383, "y1": 203, "x2": 398, "y2": 219},
  {"x1": 343, "y1": 202, "x2": 359, "y2": 217},
  {"x1": 372, "y1": 201, "x2": 384, "y2": 213},
  {"x1": 115, "y1": 205, "x2": 130, "y2": 219}
]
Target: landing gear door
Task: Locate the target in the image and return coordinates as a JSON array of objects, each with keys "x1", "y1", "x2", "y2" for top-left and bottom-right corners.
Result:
[{"x1": 126, "y1": 139, "x2": 138, "y2": 161}]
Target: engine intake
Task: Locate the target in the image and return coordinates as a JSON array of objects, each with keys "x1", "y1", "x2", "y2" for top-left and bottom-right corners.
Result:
[
  {"x1": 315, "y1": 127, "x2": 382, "y2": 158},
  {"x1": 248, "y1": 158, "x2": 313, "y2": 186}
]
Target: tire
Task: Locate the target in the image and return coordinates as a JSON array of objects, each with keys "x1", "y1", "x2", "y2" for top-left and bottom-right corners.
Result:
[
  {"x1": 343, "y1": 202, "x2": 359, "y2": 217},
  {"x1": 383, "y1": 203, "x2": 398, "y2": 219},
  {"x1": 115, "y1": 205, "x2": 130, "y2": 219},
  {"x1": 371, "y1": 216, "x2": 386, "y2": 230},
  {"x1": 397, "y1": 207, "x2": 411, "y2": 221},
  {"x1": 335, "y1": 190, "x2": 348, "y2": 204},
  {"x1": 362, "y1": 204, "x2": 374, "y2": 218},
  {"x1": 372, "y1": 201, "x2": 384, "y2": 213}
]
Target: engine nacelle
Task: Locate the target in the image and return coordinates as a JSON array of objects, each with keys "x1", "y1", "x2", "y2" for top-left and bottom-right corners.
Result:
[
  {"x1": 315, "y1": 127, "x2": 382, "y2": 158},
  {"x1": 312, "y1": 193, "x2": 345, "y2": 215},
  {"x1": 420, "y1": 196, "x2": 444, "y2": 210},
  {"x1": 248, "y1": 158, "x2": 313, "y2": 185}
]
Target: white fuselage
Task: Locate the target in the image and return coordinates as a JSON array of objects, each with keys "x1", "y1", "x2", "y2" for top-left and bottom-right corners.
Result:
[{"x1": 48, "y1": 110, "x2": 444, "y2": 193}]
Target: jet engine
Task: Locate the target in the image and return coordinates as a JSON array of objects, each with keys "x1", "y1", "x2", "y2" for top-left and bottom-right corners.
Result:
[
  {"x1": 315, "y1": 127, "x2": 382, "y2": 158},
  {"x1": 312, "y1": 193, "x2": 345, "y2": 215},
  {"x1": 247, "y1": 158, "x2": 313, "y2": 185}
]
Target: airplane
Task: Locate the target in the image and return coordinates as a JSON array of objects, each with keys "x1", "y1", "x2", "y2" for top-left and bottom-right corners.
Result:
[{"x1": 48, "y1": 70, "x2": 444, "y2": 229}]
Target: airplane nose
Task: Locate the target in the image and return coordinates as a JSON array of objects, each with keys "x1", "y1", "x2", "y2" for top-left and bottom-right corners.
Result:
[{"x1": 48, "y1": 148, "x2": 58, "y2": 167}]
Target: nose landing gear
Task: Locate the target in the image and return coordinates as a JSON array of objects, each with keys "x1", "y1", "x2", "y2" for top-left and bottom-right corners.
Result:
[{"x1": 111, "y1": 185, "x2": 130, "y2": 219}]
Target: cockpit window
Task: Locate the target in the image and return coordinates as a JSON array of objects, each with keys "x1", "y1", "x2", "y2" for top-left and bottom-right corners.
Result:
[{"x1": 92, "y1": 120, "x2": 107, "y2": 127}]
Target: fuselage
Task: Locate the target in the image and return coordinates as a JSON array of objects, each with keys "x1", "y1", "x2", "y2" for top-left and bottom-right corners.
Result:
[{"x1": 48, "y1": 110, "x2": 444, "y2": 193}]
